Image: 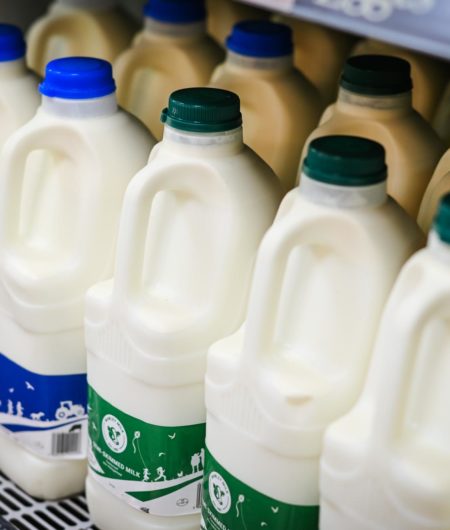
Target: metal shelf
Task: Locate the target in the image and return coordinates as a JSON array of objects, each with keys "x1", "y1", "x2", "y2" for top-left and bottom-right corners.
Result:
[
  {"x1": 0, "y1": 473, "x2": 95, "y2": 530},
  {"x1": 239, "y1": 0, "x2": 450, "y2": 60}
]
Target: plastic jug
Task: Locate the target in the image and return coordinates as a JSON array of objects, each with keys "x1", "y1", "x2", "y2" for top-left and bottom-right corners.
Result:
[
  {"x1": 114, "y1": 0, "x2": 223, "y2": 140},
  {"x1": 26, "y1": 0, "x2": 136, "y2": 77},
  {"x1": 433, "y1": 81, "x2": 450, "y2": 146},
  {"x1": 210, "y1": 20, "x2": 322, "y2": 191},
  {"x1": 274, "y1": 14, "x2": 355, "y2": 104},
  {"x1": 85, "y1": 87, "x2": 283, "y2": 530},
  {"x1": 0, "y1": 57, "x2": 155, "y2": 500},
  {"x1": 320, "y1": 193, "x2": 450, "y2": 530},
  {"x1": 0, "y1": 25, "x2": 40, "y2": 152},
  {"x1": 206, "y1": 0, "x2": 267, "y2": 47},
  {"x1": 418, "y1": 148, "x2": 450, "y2": 233},
  {"x1": 352, "y1": 39, "x2": 448, "y2": 121},
  {"x1": 304, "y1": 55, "x2": 444, "y2": 218},
  {"x1": 201, "y1": 135, "x2": 424, "y2": 530}
]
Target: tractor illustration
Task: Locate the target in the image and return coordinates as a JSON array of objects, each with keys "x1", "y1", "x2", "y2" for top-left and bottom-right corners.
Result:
[{"x1": 55, "y1": 401, "x2": 85, "y2": 420}]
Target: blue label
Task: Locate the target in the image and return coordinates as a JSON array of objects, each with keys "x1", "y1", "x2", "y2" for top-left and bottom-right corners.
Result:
[{"x1": 0, "y1": 353, "x2": 87, "y2": 458}]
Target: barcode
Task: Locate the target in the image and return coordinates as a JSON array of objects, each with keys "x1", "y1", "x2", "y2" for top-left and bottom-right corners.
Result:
[
  {"x1": 51, "y1": 431, "x2": 82, "y2": 455},
  {"x1": 196, "y1": 482, "x2": 203, "y2": 509}
]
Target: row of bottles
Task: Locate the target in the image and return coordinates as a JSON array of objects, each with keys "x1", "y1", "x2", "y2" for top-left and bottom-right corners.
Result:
[{"x1": 0, "y1": 2, "x2": 448, "y2": 530}]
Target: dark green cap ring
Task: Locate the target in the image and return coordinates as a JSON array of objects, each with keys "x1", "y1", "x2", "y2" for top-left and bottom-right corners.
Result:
[
  {"x1": 303, "y1": 135, "x2": 387, "y2": 187},
  {"x1": 433, "y1": 193, "x2": 450, "y2": 244},
  {"x1": 341, "y1": 55, "x2": 413, "y2": 96},
  {"x1": 161, "y1": 87, "x2": 242, "y2": 133}
]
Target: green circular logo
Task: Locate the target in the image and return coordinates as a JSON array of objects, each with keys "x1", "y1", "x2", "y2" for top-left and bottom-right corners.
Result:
[
  {"x1": 102, "y1": 414, "x2": 127, "y2": 453},
  {"x1": 209, "y1": 471, "x2": 231, "y2": 514}
]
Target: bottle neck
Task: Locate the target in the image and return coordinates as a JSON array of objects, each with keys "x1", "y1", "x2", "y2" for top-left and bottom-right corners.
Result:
[
  {"x1": 41, "y1": 93, "x2": 117, "y2": 118},
  {"x1": 226, "y1": 50, "x2": 293, "y2": 72},
  {"x1": 0, "y1": 58, "x2": 27, "y2": 79},
  {"x1": 144, "y1": 17, "x2": 206, "y2": 38},
  {"x1": 336, "y1": 87, "x2": 413, "y2": 117},
  {"x1": 56, "y1": 0, "x2": 116, "y2": 9},
  {"x1": 162, "y1": 125, "x2": 244, "y2": 156},
  {"x1": 299, "y1": 174, "x2": 387, "y2": 209},
  {"x1": 428, "y1": 231, "x2": 450, "y2": 265}
]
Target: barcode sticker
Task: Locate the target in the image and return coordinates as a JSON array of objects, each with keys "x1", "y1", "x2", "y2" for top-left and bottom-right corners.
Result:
[{"x1": 51, "y1": 430, "x2": 82, "y2": 455}]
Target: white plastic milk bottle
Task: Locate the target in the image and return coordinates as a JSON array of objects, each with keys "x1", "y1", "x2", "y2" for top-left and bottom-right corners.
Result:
[
  {"x1": 0, "y1": 24, "x2": 40, "y2": 151},
  {"x1": 274, "y1": 14, "x2": 355, "y2": 104},
  {"x1": 320, "y1": 193, "x2": 450, "y2": 530},
  {"x1": 352, "y1": 39, "x2": 448, "y2": 121},
  {"x1": 114, "y1": 0, "x2": 223, "y2": 140},
  {"x1": 206, "y1": 0, "x2": 267, "y2": 47},
  {"x1": 304, "y1": 55, "x2": 444, "y2": 218},
  {"x1": 201, "y1": 135, "x2": 424, "y2": 530},
  {"x1": 210, "y1": 20, "x2": 322, "y2": 191},
  {"x1": 85, "y1": 87, "x2": 283, "y2": 530},
  {"x1": 418, "y1": 148, "x2": 450, "y2": 233},
  {"x1": 0, "y1": 57, "x2": 155, "y2": 500},
  {"x1": 26, "y1": 0, "x2": 136, "y2": 77}
]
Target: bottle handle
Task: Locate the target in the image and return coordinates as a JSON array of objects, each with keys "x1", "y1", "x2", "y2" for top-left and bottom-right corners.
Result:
[{"x1": 371, "y1": 292, "x2": 449, "y2": 454}]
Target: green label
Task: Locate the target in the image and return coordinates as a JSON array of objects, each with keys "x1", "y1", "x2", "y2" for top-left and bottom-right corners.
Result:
[
  {"x1": 88, "y1": 385, "x2": 206, "y2": 516},
  {"x1": 201, "y1": 446, "x2": 319, "y2": 530}
]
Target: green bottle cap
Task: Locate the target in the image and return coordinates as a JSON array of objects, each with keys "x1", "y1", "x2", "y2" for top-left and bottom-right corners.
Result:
[
  {"x1": 433, "y1": 192, "x2": 450, "y2": 244},
  {"x1": 341, "y1": 55, "x2": 413, "y2": 96},
  {"x1": 303, "y1": 135, "x2": 387, "y2": 187},
  {"x1": 161, "y1": 87, "x2": 242, "y2": 133}
]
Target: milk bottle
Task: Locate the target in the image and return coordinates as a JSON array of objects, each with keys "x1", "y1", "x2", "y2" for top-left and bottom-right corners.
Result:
[
  {"x1": 85, "y1": 87, "x2": 282, "y2": 530},
  {"x1": 210, "y1": 20, "x2": 322, "y2": 191},
  {"x1": 320, "y1": 193, "x2": 450, "y2": 530},
  {"x1": 201, "y1": 135, "x2": 424, "y2": 530},
  {"x1": 26, "y1": 0, "x2": 136, "y2": 77},
  {"x1": 0, "y1": 25, "x2": 40, "y2": 151},
  {"x1": 0, "y1": 57, "x2": 155, "y2": 500},
  {"x1": 418, "y1": 148, "x2": 450, "y2": 232},
  {"x1": 433, "y1": 81, "x2": 450, "y2": 146},
  {"x1": 206, "y1": 0, "x2": 267, "y2": 47},
  {"x1": 274, "y1": 15, "x2": 355, "y2": 103},
  {"x1": 304, "y1": 55, "x2": 444, "y2": 218},
  {"x1": 352, "y1": 39, "x2": 448, "y2": 121},
  {"x1": 114, "y1": 0, "x2": 223, "y2": 140}
]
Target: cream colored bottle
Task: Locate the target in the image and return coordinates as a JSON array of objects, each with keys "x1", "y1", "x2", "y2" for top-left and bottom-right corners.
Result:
[
  {"x1": 304, "y1": 55, "x2": 444, "y2": 218},
  {"x1": 85, "y1": 88, "x2": 282, "y2": 530},
  {"x1": 206, "y1": 0, "x2": 267, "y2": 47},
  {"x1": 418, "y1": 148, "x2": 450, "y2": 232},
  {"x1": 210, "y1": 20, "x2": 322, "y2": 191},
  {"x1": 114, "y1": 0, "x2": 223, "y2": 140},
  {"x1": 26, "y1": 0, "x2": 136, "y2": 77},
  {"x1": 320, "y1": 194, "x2": 450, "y2": 530},
  {"x1": 433, "y1": 81, "x2": 450, "y2": 146},
  {"x1": 202, "y1": 136, "x2": 423, "y2": 530},
  {"x1": 0, "y1": 25, "x2": 40, "y2": 152},
  {"x1": 274, "y1": 14, "x2": 355, "y2": 104},
  {"x1": 352, "y1": 39, "x2": 448, "y2": 121}
]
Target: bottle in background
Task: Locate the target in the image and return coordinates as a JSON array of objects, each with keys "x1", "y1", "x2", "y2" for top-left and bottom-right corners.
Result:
[
  {"x1": 202, "y1": 135, "x2": 423, "y2": 530},
  {"x1": 26, "y1": 0, "x2": 137, "y2": 77},
  {"x1": 274, "y1": 14, "x2": 356, "y2": 104},
  {"x1": 433, "y1": 80, "x2": 450, "y2": 146},
  {"x1": 210, "y1": 20, "x2": 323, "y2": 191},
  {"x1": 0, "y1": 57, "x2": 155, "y2": 500},
  {"x1": 85, "y1": 87, "x2": 283, "y2": 530},
  {"x1": 0, "y1": 25, "x2": 40, "y2": 151},
  {"x1": 352, "y1": 39, "x2": 448, "y2": 122},
  {"x1": 321, "y1": 193, "x2": 450, "y2": 530},
  {"x1": 418, "y1": 147, "x2": 450, "y2": 232},
  {"x1": 206, "y1": 0, "x2": 268, "y2": 47},
  {"x1": 304, "y1": 55, "x2": 444, "y2": 218},
  {"x1": 114, "y1": 0, "x2": 224, "y2": 140}
]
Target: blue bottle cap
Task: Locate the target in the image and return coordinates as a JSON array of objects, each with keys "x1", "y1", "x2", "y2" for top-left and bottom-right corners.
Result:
[
  {"x1": 226, "y1": 20, "x2": 293, "y2": 58},
  {"x1": 0, "y1": 24, "x2": 26, "y2": 62},
  {"x1": 434, "y1": 192, "x2": 450, "y2": 244},
  {"x1": 143, "y1": 0, "x2": 206, "y2": 24},
  {"x1": 39, "y1": 57, "x2": 116, "y2": 100}
]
